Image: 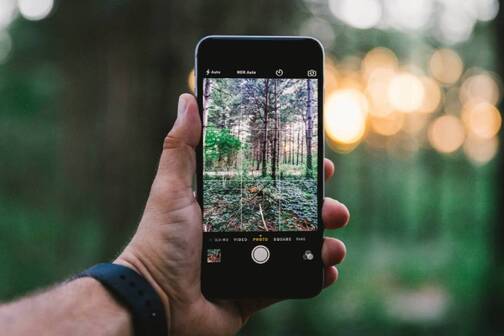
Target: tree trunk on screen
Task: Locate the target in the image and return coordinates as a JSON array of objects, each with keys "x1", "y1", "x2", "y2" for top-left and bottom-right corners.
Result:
[
  {"x1": 271, "y1": 79, "x2": 278, "y2": 184},
  {"x1": 305, "y1": 79, "x2": 313, "y2": 178},
  {"x1": 301, "y1": 124, "x2": 304, "y2": 164},
  {"x1": 261, "y1": 79, "x2": 270, "y2": 177},
  {"x1": 203, "y1": 79, "x2": 211, "y2": 127}
]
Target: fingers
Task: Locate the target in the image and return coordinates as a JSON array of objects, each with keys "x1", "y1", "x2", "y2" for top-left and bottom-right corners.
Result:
[
  {"x1": 153, "y1": 94, "x2": 201, "y2": 192},
  {"x1": 322, "y1": 197, "x2": 350, "y2": 229},
  {"x1": 168, "y1": 94, "x2": 201, "y2": 148},
  {"x1": 322, "y1": 237, "x2": 346, "y2": 266},
  {"x1": 323, "y1": 266, "x2": 339, "y2": 288},
  {"x1": 324, "y1": 158, "x2": 335, "y2": 181}
]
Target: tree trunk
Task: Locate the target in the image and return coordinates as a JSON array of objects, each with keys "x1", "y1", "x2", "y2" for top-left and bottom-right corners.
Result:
[
  {"x1": 296, "y1": 128, "x2": 300, "y2": 165},
  {"x1": 261, "y1": 79, "x2": 270, "y2": 177},
  {"x1": 283, "y1": 134, "x2": 287, "y2": 164},
  {"x1": 271, "y1": 79, "x2": 278, "y2": 184},
  {"x1": 301, "y1": 123, "x2": 305, "y2": 164},
  {"x1": 203, "y1": 79, "x2": 211, "y2": 127},
  {"x1": 256, "y1": 138, "x2": 261, "y2": 171},
  {"x1": 305, "y1": 79, "x2": 313, "y2": 178}
]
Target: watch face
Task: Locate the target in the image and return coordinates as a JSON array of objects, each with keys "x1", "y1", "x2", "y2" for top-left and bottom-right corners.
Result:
[{"x1": 196, "y1": 36, "x2": 324, "y2": 298}]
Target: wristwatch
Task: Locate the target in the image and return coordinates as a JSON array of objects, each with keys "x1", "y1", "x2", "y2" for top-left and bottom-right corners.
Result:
[{"x1": 75, "y1": 263, "x2": 168, "y2": 336}]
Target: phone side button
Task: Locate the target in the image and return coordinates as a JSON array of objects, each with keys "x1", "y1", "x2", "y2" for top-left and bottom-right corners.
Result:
[{"x1": 251, "y1": 245, "x2": 270, "y2": 264}]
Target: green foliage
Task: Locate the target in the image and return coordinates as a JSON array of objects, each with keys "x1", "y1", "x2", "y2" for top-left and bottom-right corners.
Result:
[
  {"x1": 203, "y1": 177, "x2": 317, "y2": 232},
  {"x1": 204, "y1": 128, "x2": 241, "y2": 168}
]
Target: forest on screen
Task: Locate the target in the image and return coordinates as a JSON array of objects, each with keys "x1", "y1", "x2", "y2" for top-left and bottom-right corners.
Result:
[{"x1": 202, "y1": 78, "x2": 318, "y2": 232}]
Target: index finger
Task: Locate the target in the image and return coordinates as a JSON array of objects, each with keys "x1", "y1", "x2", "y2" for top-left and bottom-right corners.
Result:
[{"x1": 324, "y1": 158, "x2": 334, "y2": 182}]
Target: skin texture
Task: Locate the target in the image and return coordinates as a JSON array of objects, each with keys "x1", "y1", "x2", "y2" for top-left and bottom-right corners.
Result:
[
  {"x1": 0, "y1": 93, "x2": 350, "y2": 336},
  {"x1": 116, "y1": 94, "x2": 350, "y2": 335}
]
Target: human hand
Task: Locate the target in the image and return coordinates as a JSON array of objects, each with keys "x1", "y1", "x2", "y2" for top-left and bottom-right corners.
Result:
[{"x1": 116, "y1": 93, "x2": 350, "y2": 335}]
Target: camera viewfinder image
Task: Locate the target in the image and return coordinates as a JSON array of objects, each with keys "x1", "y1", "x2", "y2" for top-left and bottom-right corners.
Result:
[
  {"x1": 202, "y1": 78, "x2": 318, "y2": 232},
  {"x1": 207, "y1": 249, "x2": 222, "y2": 263}
]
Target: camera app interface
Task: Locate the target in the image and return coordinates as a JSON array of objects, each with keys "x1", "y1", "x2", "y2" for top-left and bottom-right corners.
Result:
[{"x1": 202, "y1": 77, "x2": 318, "y2": 233}]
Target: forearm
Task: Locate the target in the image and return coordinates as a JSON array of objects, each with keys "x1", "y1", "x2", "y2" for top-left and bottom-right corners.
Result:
[{"x1": 0, "y1": 278, "x2": 133, "y2": 336}]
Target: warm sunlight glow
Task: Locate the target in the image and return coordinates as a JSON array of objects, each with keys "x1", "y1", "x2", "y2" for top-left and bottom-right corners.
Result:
[
  {"x1": 419, "y1": 76, "x2": 442, "y2": 113},
  {"x1": 462, "y1": 102, "x2": 502, "y2": 139},
  {"x1": 187, "y1": 69, "x2": 195, "y2": 93},
  {"x1": 463, "y1": 134, "x2": 499, "y2": 165},
  {"x1": 362, "y1": 47, "x2": 398, "y2": 78},
  {"x1": 325, "y1": 89, "x2": 368, "y2": 147},
  {"x1": 429, "y1": 49, "x2": 464, "y2": 85},
  {"x1": 388, "y1": 72, "x2": 425, "y2": 113},
  {"x1": 428, "y1": 115, "x2": 465, "y2": 154},
  {"x1": 325, "y1": 57, "x2": 339, "y2": 94},
  {"x1": 370, "y1": 112, "x2": 404, "y2": 136},
  {"x1": 403, "y1": 113, "x2": 430, "y2": 135},
  {"x1": 460, "y1": 72, "x2": 500, "y2": 106},
  {"x1": 366, "y1": 67, "x2": 395, "y2": 117}
]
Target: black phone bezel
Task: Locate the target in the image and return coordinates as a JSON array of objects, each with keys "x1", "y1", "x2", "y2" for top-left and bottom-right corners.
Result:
[{"x1": 195, "y1": 35, "x2": 325, "y2": 299}]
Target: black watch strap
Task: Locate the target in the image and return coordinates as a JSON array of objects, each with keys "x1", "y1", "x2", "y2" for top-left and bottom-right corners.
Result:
[{"x1": 75, "y1": 263, "x2": 168, "y2": 336}]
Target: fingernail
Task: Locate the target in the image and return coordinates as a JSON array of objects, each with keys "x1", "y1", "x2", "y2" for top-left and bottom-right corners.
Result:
[{"x1": 178, "y1": 94, "x2": 188, "y2": 117}]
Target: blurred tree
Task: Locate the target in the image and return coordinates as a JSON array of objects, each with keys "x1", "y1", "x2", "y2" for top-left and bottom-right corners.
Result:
[
  {"x1": 46, "y1": 1, "x2": 299, "y2": 261},
  {"x1": 482, "y1": 1, "x2": 504, "y2": 333}
]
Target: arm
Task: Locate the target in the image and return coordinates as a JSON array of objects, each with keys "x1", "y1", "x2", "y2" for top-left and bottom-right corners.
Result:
[
  {"x1": 0, "y1": 278, "x2": 132, "y2": 336},
  {"x1": 0, "y1": 94, "x2": 350, "y2": 336}
]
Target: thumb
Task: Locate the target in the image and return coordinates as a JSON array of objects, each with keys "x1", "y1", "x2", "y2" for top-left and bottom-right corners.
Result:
[{"x1": 151, "y1": 94, "x2": 201, "y2": 199}]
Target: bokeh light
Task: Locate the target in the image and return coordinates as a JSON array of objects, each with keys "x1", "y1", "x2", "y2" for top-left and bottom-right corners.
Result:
[
  {"x1": 187, "y1": 68, "x2": 195, "y2": 93},
  {"x1": 17, "y1": 0, "x2": 53, "y2": 21},
  {"x1": 403, "y1": 113, "x2": 430, "y2": 135},
  {"x1": 429, "y1": 49, "x2": 464, "y2": 85},
  {"x1": 362, "y1": 47, "x2": 398, "y2": 78},
  {"x1": 418, "y1": 76, "x2": 442, "y2": 113},
  {"x1": 370, "y1": 112, "x2": 404, "y2": 136},
  {"x1": 463, "y1": 134, "x2": 499, "y2": 165},
  {"x1": 324, "y1": 57, "x2": 339, "y2": 94},
  {"x1": 366, "y1": 67, "x2": 395, "y2": 117},
  {"x1": 473, "y1": 0, "x2": 500, "y2": 22},
  {"x1": 0, "y1": 0, "x2": 17, "y2": 29},
  {"x1": 329, "y1": 0, "x2": 382, "y2": 30},
  {"x1": 388, "y1": 72, "x2": 425, "y2": 113},
  {"x1": 383, "y1": 0, "x2": 432, "y2": 31},
  {"x1": 438, "y1": 9, "x2": 475, "y2": 44},
  {"x1": 428, "y1": 115, "x2": 465, "y2": 154},
  {"x1": 460, "y1": 71, "x2": 500, "y2": 106},
  {"x1": 325, "y1": 89, "x2": 368, "y2": 149},
  {"x1": 462, "y1": 102, "x2": 502, "y2": 139}
]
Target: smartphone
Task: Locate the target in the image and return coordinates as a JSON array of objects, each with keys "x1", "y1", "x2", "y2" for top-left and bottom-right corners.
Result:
[{"x1": 195, "y1": 36, "x2": 324, "y2": 298}]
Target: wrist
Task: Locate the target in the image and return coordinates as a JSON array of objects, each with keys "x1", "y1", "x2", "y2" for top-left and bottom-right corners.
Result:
[
  {"x1": 114, "y1": 249, "x2": 171, "y2": 332},
  {"x1": 73, "y1": 277, "x2": 133, "y2": 335}
]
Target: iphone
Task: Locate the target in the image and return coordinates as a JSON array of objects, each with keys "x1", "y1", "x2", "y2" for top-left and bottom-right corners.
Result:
[{"x1": 195, "y1": 36, "x2": 324, "y2": 298}]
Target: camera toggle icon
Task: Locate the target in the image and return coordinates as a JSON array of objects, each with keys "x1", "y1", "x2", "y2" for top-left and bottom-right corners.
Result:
[
  {"x1": 302, "y1": 250, "x2": 314, "y2": 261},
  {"x1": 307, "y1": 69, "x2": 317, "y2": 77}
]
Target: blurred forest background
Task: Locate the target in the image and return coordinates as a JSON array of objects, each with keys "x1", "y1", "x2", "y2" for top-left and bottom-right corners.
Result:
[{"x1": 0, "y1": 0, "x2": 502, "y2": 335}]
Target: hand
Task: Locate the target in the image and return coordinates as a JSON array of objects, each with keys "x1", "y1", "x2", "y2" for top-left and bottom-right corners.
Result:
[{"x1": 116, "y1": 94, "x2": 350, "y2": 335}]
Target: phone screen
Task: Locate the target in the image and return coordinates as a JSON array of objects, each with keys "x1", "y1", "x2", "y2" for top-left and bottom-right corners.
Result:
[{"x1": 196, "y1": 37, "x2": 324, "y2": 298}]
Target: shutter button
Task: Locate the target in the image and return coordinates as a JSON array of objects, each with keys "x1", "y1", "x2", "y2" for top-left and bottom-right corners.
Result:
[{"x1": 251, "y1": 245, "x2": 270, "y2": 264}]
